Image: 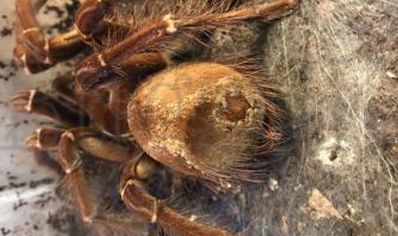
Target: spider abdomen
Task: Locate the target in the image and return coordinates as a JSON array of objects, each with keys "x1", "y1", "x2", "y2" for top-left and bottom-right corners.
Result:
[{"x1": 128, "y1": 63, "x2": 271, "y2": 181}]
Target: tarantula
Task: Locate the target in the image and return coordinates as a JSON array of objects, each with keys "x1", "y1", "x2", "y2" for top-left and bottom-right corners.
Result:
[{"x1": 9, "y1": 0, "x2": 298, "y2": 235}]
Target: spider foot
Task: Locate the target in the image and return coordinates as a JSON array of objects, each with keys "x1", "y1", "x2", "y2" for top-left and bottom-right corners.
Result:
[
  {"x1": 14, "y1": 0, "x2": 87, "y2": 74},
  {"x1": 120, "y1": 177, "x2": 235, "y2": 236},
  {"x1": 120, "y1": 157, "x2": 235, "y2": 236},
  {"x1": 13, "y1": 45, "x2": 51, "y2": 74},
  {"x1": 25, "y1": 128, "x2": 64, "y2": 150},
  {"x1": 25, "y1": 130, "x2": 40, "y2": 149},
  {"x1": 9, "y1": 89, "x2": 37, "y2": 112},
  {"x1": 120, "y1": 179, "x2": 159, "y2": 223},
  {"x1": 10, "y1": 89, "x2": 90, "y2": 126}
]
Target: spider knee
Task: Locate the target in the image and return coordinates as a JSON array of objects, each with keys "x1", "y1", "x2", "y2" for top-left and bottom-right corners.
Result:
[
  {"x1": 60, "y1": 131, "x2": 83, "y2": 174},
  {"x1": 25, "y1": 128, "x2": 43, "y2": 149},
  {"x1": 18, "y1": 89, "x2": 37, "y2": 113},
  {"x1": 151, "y1": 199, "x2": 158, "y2": 224},
  {"x1": 22, "y1": 27, "x2": 40, "y2": 35},
  {"x1": 163, "y1": 14, "x2": 177, "y2": 33},
  {"x1": 120, "y1": 179, "x2": 133, "y2": 199},
  {"x1": 62, "y1": 130, "x2": 75, "y2": 142},
  {"x1": 74, "y1": 24, "x2": 92, "y2": 41},
  {"x1": 82, "y1": 215, "x2": 94, "y2": 224},
  {"x1": 120, "y1": 179, "x2": 158, "y2": 223},
  {"x1": 97, "y1": 54, "x2": 107, "y2": 67}
]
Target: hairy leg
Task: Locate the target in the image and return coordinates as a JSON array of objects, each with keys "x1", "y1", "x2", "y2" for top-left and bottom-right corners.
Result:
[
  {"x1": 51, "y1": 74, "x2": 77, "y2": 104},
  {"x1": 9, "y1": 89, "x2": 90, "y2": 127},
  {"x1": 14, "y1": 0, "x2": 86, "y2": 73},
  {"x1": 120, "y1": 156, "x2": 237, "y2": 236},
  {"x1": 10, "y1": 76, "x2": 130, "y2": 134},
  {"x1": 74, "y1": 0, "x2": 113, "y2": 42},
  {"x1": 73, "y1": 86, "x2": 130, "y2": 135},
  {"x1": 75, "y1": 52, "x2": 168, "y2": 90},
  {"x1": 56, "y1": 128, "x2": 146, "y2": 234},
  {"x1": 73, "y1": 0, "x2": 299, "y2": 90},
  {"x1": 25, "y1": 127, "x2": 65, "y2": 150}
]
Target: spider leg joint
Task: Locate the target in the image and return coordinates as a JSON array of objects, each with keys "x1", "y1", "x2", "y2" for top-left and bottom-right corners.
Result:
[{"x1": 163, "y1": 14, "x2": 177, "y2": 33}]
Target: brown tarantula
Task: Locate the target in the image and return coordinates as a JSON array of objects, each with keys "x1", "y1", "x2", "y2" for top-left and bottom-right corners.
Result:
[{"x1": 9, "y1": 0, "x2": 299, "y2": 235}]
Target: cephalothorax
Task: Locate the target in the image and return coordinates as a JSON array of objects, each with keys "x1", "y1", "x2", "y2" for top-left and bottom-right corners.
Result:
[{"x1": 10, "y1": 0, "x2": 298, "y2": 235}]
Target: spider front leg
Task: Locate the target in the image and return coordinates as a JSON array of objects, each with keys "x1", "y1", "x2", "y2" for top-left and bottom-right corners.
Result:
[
  {"x1": 14, "y1": 0, "x2": 87, "y2": 73},
  {"x1": 74, "y1": 0, "x2": 114, "y2": 43},
  {"x1": 10, "y1": 71, "x2": 131, "y2": 134},
  {"x1": 74, "y1": 85, "x2": 132, "y2": 134},
  {"x1": 55, "y1": 128, "x2": 148, "y2": 234},
  {"x1": 75, "y1": 52, "x2": 169, "y2": 90},
  {"x1": 120, "y1": 161, "x2": 236, "y2": 236},
  {"x1": 9, "y1": 89, "x2": 90, "y2": 127},
  {"x1": 51, "y1": 74, "x2": 78, "y2": 103},
  {"x1": 25, "y1": 127, "x2": 64, "y2": 150},
  {"x1": 73, "y1": 0, "x2": 299, "y2": 90}
]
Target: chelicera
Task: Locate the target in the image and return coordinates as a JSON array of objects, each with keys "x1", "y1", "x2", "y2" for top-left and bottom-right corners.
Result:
[{"x1": 9, "y1": 0, "x2": 299, "y2": 235}]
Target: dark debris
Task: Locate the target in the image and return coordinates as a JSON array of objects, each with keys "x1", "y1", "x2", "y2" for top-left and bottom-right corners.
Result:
[
  {"x1": 0, "y1": 228, "x2": 11, "y2": 236},
  {"x1": 0, "y1": 27, "x2": 11, "y2": 37}
]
